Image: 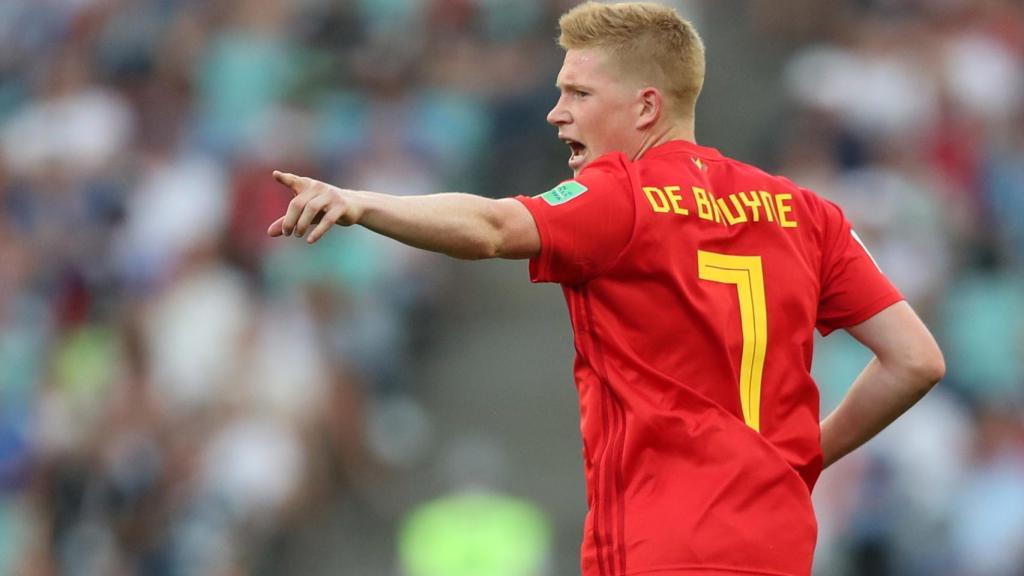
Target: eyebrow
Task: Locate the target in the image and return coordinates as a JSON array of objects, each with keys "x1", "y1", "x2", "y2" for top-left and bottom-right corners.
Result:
[{"x1": 555, "y1": 81, "x2": 591, "y2": 91}]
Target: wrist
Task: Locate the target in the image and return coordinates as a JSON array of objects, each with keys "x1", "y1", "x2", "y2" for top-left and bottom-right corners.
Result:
[{"x1": 342, "y1": 188, "x2": 373, "y2": 226}]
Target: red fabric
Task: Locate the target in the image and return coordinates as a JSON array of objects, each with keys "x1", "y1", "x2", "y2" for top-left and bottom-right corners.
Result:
[{"x1": 515, "y1": 140, "x2": 902, "y2": 576}]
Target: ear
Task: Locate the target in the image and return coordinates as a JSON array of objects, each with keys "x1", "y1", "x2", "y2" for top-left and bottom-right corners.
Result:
[{"x1": 636, "y1": 87, "x2": 663, "y2": 130}]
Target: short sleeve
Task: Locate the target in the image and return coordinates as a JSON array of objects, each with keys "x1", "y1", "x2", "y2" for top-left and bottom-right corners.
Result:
[
  {"x1": 816, "y1": 200, "x2": 903, "y2": 335},
  {"x1": 514, "y1": 154, "x2": 635, "y2": 285}
]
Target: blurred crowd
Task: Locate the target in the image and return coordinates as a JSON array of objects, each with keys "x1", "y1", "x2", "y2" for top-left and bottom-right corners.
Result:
[
  {"x1": 0, "y1": 0, "x2": 564, "y2": 573},
  {"x1": 762, "y1": 1, "x2": 1024, "y2": 575},
  {"x1": 0, "y1": 0, "x2": 1022, "y2": 575}
]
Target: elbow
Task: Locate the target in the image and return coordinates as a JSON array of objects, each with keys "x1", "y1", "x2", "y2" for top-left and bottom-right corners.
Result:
[
  {"x1": 466, "y1": 197, "x2": 538, "y2": 260},
  {"x1": 450, "y1": 202, "x2": 511, "y2": 260},
  {"x1": 451, "y1": 235, "x2": 501, "y2": 260},
  {"x1": 906, "y1": 346, "x2": 945, "y2": 394},
  {"x1": 464, "y1": 246, "x2": 499, "y2": 260},
  {"x1": 464, "y1": 227, "x2": 514, "y2": 260},
  {"x1": 924, "y1": 353, "x2": 946, "y2": 388},
  {"x1": 478, "y1": 234, "x2": 505, "y2": 260}
]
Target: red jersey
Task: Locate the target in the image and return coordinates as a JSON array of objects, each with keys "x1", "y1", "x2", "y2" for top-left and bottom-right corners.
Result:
[{"x1": 515, "y1": 140, "x2": 902, "y2": 576}]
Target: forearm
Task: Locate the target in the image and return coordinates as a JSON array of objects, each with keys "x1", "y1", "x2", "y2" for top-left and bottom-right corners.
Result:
[
  {"x1": 269, "y1": 171, "x2": 538, "y2": 259},
  {"x1": 351, "y1": 190, "x2": 510, "y2": 259},
  {"x1": 820, "y1": 357, "x2": 934, "y2": 469}
]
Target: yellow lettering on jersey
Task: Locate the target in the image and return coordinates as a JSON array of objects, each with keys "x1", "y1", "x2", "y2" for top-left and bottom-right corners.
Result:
[
  {"x1": 642, "y1": 185, "x2": 797, "y2": 229},
  {"x1": 759, "y1": 191, "x2": 777, "y2": 222},
  {"x1": 693, "y1": 186, "x2": 715, "y2": 221},
  {"x1": 664, "y1": 186, "x2": 689, "y2": 215},
  {"x1": 712, "y1": 190, "x2": 729, "y2": 222},
  {"x1": 643, "y1": 186, "x2": 671, "y2": 213},
  {"x1": 775, "y1": 193, "x2": 797, "y2": 228},
  {"x1": 709, "y1": 189, "x2": 724, "y2": 223},
  {"x1": 718, "y1": 195, "x2": 749, "y2": 226},
  {"x1": 737, "y1": 191, "x2": 762, "y2": 222}
]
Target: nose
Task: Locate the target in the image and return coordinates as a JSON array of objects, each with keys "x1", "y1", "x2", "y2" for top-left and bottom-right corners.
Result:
[{"x1": 547, "y1": 96, "x2": 570, "y2": 126}]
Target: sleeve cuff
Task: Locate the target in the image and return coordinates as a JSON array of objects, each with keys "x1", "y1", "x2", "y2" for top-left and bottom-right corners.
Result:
[
  {"x1": 817, "y1": 290, "x2": 904, "y2": 336},
  {"x1": 514, "y1": 195, "x2": 553, "y2": 283}
]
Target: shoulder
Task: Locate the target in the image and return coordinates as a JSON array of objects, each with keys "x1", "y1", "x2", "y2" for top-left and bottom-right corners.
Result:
[
  {"x1": 575, "y1": 152, "x2": 636, "y2": 195},
  {"x1": 724, "y1": 156, "x2": 839, "y2": 217},
  {"x1": 582, "y1": 152, "x2": 633, "y2": 179},
  {"x1": 721, "y1": 156, "x2": 811, "y2": 195}
]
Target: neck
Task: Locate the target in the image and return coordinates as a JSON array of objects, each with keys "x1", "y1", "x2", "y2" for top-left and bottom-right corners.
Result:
[{"x1": 631, "y1": 118, "x2": 696, "y2": 161}]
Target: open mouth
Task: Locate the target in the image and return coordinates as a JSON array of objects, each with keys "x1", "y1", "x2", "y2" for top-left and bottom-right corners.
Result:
[{"x1": 561, "y1": 137, "x2": 588, "y2": 169}]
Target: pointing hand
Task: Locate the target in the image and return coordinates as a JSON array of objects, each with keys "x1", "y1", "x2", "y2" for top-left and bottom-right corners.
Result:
[{"x1": 267, "y1": 171, "x2": 360, "y2": 244}]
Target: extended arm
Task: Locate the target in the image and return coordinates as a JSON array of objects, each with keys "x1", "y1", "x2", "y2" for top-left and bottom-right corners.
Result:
[
  {"x1": 819, "y1": 301, "x2": 945, "y2": 469},
  {"x1": 266, "y1": 171, "x2": 540, "y2": 260}
]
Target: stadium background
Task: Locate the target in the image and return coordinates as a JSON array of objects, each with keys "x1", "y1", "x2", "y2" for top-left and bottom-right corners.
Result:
[{"x1": 1, "y1": 0, "x2": 1023, "y2": 574}]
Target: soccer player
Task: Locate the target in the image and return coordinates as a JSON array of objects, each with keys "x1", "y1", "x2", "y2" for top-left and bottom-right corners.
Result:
[{"x1": 267, "y1": 2, "x2": 945, "y2": 575}]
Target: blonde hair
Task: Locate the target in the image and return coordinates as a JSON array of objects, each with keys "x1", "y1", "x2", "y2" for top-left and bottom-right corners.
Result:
[{"x1": 558, "y1": 1, "x2": 705, "y2": 118}]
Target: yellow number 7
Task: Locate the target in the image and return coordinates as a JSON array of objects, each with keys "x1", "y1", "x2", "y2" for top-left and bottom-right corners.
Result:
[{"x1": 697, "y1": 250, "x2": 768, "y2": 431}]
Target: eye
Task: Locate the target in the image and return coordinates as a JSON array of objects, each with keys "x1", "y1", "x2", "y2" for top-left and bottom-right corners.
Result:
[{"x1": 572, "y1": 89, "x2": 589, "y2": 99}]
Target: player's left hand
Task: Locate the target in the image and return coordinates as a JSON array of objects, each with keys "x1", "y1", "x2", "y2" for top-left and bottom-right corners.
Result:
[{"x1": 267, "y1": 171, "x2": 361, "y2": 244}]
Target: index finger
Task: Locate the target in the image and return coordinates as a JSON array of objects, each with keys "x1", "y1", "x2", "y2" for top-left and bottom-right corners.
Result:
[{"x1": 273, "y1": 170, "x2": 303, "y2": 192}]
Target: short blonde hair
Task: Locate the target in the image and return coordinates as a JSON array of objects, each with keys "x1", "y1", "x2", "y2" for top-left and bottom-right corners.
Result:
[{"x1": 558, "y1": 1, "x2": 705, "y2": 118}]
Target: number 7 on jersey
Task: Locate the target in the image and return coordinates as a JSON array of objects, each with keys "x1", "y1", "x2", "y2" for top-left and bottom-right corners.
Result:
[{"x1": 697, "y1": 250, "x2": 768, "y2": 431}]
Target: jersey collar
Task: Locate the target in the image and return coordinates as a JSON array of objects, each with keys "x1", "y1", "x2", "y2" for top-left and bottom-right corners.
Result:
[{"x1": 641, "y1": 139, "x2": 724, "y2": 161}]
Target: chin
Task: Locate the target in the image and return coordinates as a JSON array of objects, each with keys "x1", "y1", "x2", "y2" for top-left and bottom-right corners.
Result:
[{"x1": 569, "y1": 157, "x2": 589, "y2": 177}]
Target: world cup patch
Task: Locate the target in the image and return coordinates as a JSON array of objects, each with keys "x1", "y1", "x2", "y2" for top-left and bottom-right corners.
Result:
[{"x1": 539, "y1": 181, "x2": 588, "y2": 206}]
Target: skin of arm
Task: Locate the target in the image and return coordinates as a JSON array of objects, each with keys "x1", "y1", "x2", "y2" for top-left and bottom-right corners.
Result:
[
  {"x1": 267, "y1": 171, "x2": 541, "y2": 260},
  {"x1": 819, "y1": 300, "x2": 945, "y2": 469}
]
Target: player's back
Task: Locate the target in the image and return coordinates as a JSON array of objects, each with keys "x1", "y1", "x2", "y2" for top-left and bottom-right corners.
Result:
[
  {"x1": 575, "y1": 140, "x2": 824, "y2": 575},
  {"x1": 617, "y1": 141, "x2": 828, "y2": 484},
  {"x1": 516, "y1": 139, "x2": 901, "y2": 576}
]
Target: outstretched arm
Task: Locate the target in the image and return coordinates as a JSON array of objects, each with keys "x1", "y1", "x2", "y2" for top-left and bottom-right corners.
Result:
[
  {"x1": 820, "y1": 301, "x2": 945, "y2": 469},
  {"x1": 267, "y1": 171, "x2": 540, "y2": 260}
]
